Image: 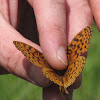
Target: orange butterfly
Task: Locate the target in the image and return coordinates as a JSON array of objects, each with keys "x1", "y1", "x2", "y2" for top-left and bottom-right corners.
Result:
[{"x1": 13, "y1": 26, "x2": 92, "y2": 94}]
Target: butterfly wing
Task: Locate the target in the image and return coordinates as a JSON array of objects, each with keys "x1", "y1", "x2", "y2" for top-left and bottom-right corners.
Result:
[
  {"x1": 13, "y1": 41, "x2": 49, "y2": 68},
  {"x1": 63, "y1": 26, "x2": 92, "y2": 88},
  {"x1": 63, "y1": 56, "x2": 86, "y2": 88},
  {"x1": 13, "y1": 26, "x2": 92, "y2": 91},
  {"x1": 67, "y1": 26, "x2": 92, "y2": 65},
  {"x1": 13, "y1": 41, "x2": 63, "y2": 86},
  {"x1": 42, "y1": 67, "x2": 63, "y2": 86}
]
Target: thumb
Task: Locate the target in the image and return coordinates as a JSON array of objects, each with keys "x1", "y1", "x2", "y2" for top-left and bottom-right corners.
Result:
[{"x1": 28, "y1": 0, "x2": 68, "y2": 70}]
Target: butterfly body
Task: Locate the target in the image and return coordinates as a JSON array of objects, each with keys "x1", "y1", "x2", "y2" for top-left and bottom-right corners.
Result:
[{"x1": 13, "y1": 26, "x2": 92, "y2": 94}]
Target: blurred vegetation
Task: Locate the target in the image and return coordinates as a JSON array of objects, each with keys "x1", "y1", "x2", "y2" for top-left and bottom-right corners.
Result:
[
  {"x1": 0, "y1": 23, "x2": 99, "y2": 100},
  {"x1": 0, "y1": 75, "x2": 42, "y2": 100}
]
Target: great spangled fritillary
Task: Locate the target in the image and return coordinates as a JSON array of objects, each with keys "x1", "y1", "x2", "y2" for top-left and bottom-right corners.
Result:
[{"x1": 13, "y1": 26, "x2": 92, "y2": 94}]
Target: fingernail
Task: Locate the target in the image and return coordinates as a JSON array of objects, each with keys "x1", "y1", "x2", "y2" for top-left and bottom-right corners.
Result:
[{"x1": 57, "y1": 47, "x2": 68, "y2": 66}]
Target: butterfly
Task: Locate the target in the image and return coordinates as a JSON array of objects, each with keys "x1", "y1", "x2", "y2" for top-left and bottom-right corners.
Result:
[{"x1": 13, "y1": 26, "x2": 92, "y2": 94}]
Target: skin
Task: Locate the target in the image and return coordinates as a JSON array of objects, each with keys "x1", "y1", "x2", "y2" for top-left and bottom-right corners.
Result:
[{"x1": 0, "y1": 0, "x2": 99, "y2": 100}]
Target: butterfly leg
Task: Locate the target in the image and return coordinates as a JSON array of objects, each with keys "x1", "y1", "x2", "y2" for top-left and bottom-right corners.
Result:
[
  {"x1": 64, "y1": 87, "x2": 69, "y2": 94},
  {"x1": 59, "y1": 86, "x2": 62, "y2": 92}
]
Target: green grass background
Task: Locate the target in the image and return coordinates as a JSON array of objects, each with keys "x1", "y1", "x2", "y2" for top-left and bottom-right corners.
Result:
[{"x1": 0, "y1": 23, "x2": 99, "y2": 100}]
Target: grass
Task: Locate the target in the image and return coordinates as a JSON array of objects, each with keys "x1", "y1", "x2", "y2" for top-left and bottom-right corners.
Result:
[
  {"x1": 0, "y1": 75, "x2": 42, "y2": 100},
  {"x1": 0, "y1": 23, "x2": 99, "y2": 100}
]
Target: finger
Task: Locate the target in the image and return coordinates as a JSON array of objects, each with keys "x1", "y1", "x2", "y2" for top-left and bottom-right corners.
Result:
[
  {"x1": 66, "y1": 0, "x2": 93, "y2": 43},
  {"x1": 0, "y1": 13, "x2": 51, "y2": 87},
  {"x1": 0, "y1": 0, "x2": 18, "y2": 28},
  {"x1": 44, "y1": 85, "x2": 62, "y2": 100},
  {"x1": 71, "y1": 73, "x2": 82, "y2": 89},
  {"x1": 88, "y1": 0, "x2": 100, "y2": 31},
  {"x1": 43, "y1": 84, "x2": 73, "y2": 100},
  {"x1": 0, "y1": 0, "x2": 9, "y2": 22},
  {"x1": 9, "y1": 0, "x2": 18, "y2": 28},
  {"x1": 27, "y1": 0, "x2": 68, "y2": 70}
]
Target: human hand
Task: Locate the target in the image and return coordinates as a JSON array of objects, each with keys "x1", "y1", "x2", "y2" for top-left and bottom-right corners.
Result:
[
  {"x1": 0, "y1": 0, "x2": 93, "y2": 100},
  {"x1": 88, "y1": 0, "x2": 100, "y2": 31}
]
